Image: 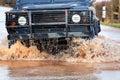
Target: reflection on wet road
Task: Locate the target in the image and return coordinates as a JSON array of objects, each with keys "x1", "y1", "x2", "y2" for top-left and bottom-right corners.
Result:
[
  {"x1": 100, "y1": 25, "x2": 120, "y2": 42},
  {"x1": 0, "y1": 67, "x2": 10, "y2": 80},
  {"x1": 0, "y1": 61, "x2": 97, "y2": 80},
  {"x1": 95, "y1": 71, "x2": 120, "y2": 80},
  {"x1": 1, "y1": 61, "x2": 120, "y2": 80}
]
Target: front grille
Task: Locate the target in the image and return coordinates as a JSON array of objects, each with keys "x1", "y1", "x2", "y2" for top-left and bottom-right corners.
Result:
[
  {"x1": 31, "y1": 10, "x2": 65, "y2": 23},
  {"x1": 32, "y1": 25, "x2": 66, "y2": 33}
]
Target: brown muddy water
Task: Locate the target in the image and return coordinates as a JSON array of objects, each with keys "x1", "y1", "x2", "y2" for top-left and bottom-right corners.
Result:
[
  {"x1": 0, "y1": 61, "x2": 120, "y2": 80},
  {"x1": 0, "y1": 36, "x2": 120, "y2": 62},
  {"x1": 0, "y1": 36, "x2": 120, "y2": 80}
]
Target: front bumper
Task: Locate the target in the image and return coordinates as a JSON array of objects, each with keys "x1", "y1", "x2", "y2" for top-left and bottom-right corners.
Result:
[
  {"x1": 6, "y1": 10, "x2": 93, "y2": 40},
  {"x1": 8, "y1": 31, "x2": 89, "y2": 40}
]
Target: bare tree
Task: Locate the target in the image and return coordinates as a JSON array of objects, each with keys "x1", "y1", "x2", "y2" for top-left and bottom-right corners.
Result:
[
  {"x1": 95, "y1": 1, "x2": 112, "y2": 23},
  {"x1": 0, "y1": 0, "x2": 16, "y2": 7}
]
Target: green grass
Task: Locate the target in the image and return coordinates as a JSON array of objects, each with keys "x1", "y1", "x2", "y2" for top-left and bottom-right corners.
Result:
[{"x1": 101, "y1": 22, "x2": 120, "y2": 28}]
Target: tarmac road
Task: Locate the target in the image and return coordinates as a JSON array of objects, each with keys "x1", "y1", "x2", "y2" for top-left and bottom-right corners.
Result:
[{"x1": 100, "y1": 25, "x2": 120, "y2": 42}]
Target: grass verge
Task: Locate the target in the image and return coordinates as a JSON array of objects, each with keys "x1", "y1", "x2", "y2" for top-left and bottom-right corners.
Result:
[{"x1": 101, "y1": 22, "x2": 120, "y2": 28}]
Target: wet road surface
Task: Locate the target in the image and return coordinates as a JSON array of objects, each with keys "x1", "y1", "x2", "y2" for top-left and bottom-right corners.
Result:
[
  {"x1": 1, "y1": 61, "x2": 120, "y2": 80},
  {"x1": 100, "y1": 25, "x2": 120, "y2": 42},
  {"x1": 0, "y1": 61, "x2": 97, "y2": 80}
]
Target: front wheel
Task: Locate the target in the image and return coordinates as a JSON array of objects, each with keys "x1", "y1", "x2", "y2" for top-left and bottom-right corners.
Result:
[{"x1": 8, "y1": 40, "x2": 16, "y2": 48}]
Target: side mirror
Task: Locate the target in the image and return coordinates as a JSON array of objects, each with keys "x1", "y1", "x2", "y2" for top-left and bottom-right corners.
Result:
[
  {"x1": 6, "y1": 0, "x2": 12, "y2": 4},
  {"x1": 90, "y1": 0, "x2": 96, "y2": 6},
  {"x1": 90, "y1": 0, "x2": 96, "y2": 3}
]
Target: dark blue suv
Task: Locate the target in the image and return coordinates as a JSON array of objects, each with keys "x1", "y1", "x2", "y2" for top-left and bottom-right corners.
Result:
[{"x1": 6, "y1": 0, "x2": 100, "y2": 53}]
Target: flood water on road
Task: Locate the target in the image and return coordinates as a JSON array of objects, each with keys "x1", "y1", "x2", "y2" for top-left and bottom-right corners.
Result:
[
  {"x1": 0, "y1": 61, "x2": 97, "y2": 80},
  {"x1": 0, "y1": 24, "x2": 120, "y2": 80},
  {"x1": 1, "y1": 61, "x2": 120, "y2": 80}
]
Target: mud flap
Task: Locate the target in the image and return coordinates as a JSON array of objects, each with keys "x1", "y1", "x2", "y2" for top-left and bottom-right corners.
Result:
[{"x1": 90, "y1": 26, "x2": 95, "y2": 38}]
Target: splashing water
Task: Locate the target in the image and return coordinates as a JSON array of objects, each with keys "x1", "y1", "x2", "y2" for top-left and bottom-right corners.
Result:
[
  {"x1": 0, "y1": 36, "x2": 120, "y2": 63},
  {"x1": 64, "y1": 36, "x2": 120, "y2": 63}
]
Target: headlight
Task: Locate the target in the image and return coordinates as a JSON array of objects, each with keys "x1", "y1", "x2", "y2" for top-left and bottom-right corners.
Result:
[
  {"x1": 72, "y1": 14, "x2": 81, "y2": 23},
  {"x1": 18, "y1": 16, "x2": 27, "y2": 25}
]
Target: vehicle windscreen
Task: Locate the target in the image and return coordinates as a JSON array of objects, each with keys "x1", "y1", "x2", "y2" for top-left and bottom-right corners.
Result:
[
  {"x1": 19, "y1": 0, "x2": 85, "y2": 4},
  {"x1": 19, "y1": 0, "x2": 51, "y2": 4},
  {"x1": 54, "y1": 0, "x2": 85, "y2": 2}
]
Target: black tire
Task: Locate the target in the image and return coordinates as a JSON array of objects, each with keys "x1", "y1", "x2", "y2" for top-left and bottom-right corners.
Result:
[
  {"x1": 94, "y1": 26, "x2": 98, "y2": 36},
  {"x1": 21, "y1": 40, "x2": 30, "y2": 47},
  {"x1": 98, "y1": 25, "x2": 101, "y2": 33},
  {"x1": 8, "y1": 40, "x2": 15, "y2": 48}
]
